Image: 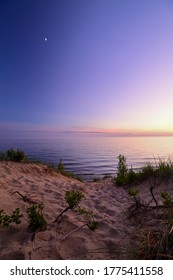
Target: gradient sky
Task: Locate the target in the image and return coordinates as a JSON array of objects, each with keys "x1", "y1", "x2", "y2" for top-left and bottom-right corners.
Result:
[{"x1": 1, "y1": 0, "x2": 173, "y2": 136}]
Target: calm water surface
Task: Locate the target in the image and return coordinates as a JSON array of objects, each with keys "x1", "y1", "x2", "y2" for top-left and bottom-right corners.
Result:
[{"x1": 0, "y1": 136, "x2": 173, "y2": 181}]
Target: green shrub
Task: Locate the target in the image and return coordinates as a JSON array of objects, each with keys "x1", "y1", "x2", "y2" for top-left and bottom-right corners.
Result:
[
  {"x1": 128, "y1": 188, "x2": 138, "y2": 197},
  {"x1": 65, "y1": 190, "x2": 84, "y2": 209},
  {"x1": 117, "y1": 154, "x2": 128, "y2": 177},
  {"x1": 126, "y1": 167, "x2": 137, "y2": 183},
  {"x1": 77, "y1": 207, "x2": 98, "y2": 231},
  {"x1": 114, "y1": 155, "x2": 173, "y2": 187},
  {"x1": 27, "y1": 203, "x2": 47, "y2": 232},
  {"x1": 128, "y1": 188, "x2": 140, "y2": 209},
  {"x1": 114, "y1": 154, "x2": 128, "y2": 186},
  {"x1": 0, "y1": 208, "x2": 22, "y2": 226},
  {"x1": 15, "y1": 149, "x2": 27, "y2": 162},
  {"x1": 54, "y1": 189, "x2": 84, "y2": 222},
  {"x1": 6, "y1": 148, "x2": 28, "y2": 162},
  {"x1": 140, "y1": 163, "x2": 156, "y2": 179},
  {"x1": 157, "y1": 159, "x2": 173, "y2": 180},
  {"x1": 6, "y1": 149, "x2": 16, "y2": 161},
  {"x1": 115, "y1": 176, "x2": 126, "y2": 186}
]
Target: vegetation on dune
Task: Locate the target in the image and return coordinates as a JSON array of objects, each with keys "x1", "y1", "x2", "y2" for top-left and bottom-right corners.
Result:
[
  {"x1": 0, "y1": 208, "x2": 22, "y2": 226},
  {"x1": 65, "y1": 189, "x2": 84, "y2": 210},
  {"x1": 114, "y1": 154, "x2": 173, "y2": 186},
  {"x1": 27, "y1": 203, "x2": 47, "y2": 234},
  {"x1": 0, "y1": 188, "x2": 97, "y2": 243},
  {"x1": 113, "y1": 154, "x2": 173, "y2": 260},
  {"x1": 136, "y1": 207, "x2": 173, "y2": 260},
  {"x1": 0, "y1": 148, "x2": 29, "y2": 162},
  {"x1": 54, "y1": 189, "x2": 84, "y2": 223},
  {"x1": 1, "y1": 149, "x2": 173, "y2": 258},
  {"x1": 0, "y1": 149, "x2": 82, "y2": 181},
  {"x1": 1, "y1": 148, "x2": 173, "y2": 184},
  {"x1": 54, "y1": 189, "x2": 98, "y2": 234}
]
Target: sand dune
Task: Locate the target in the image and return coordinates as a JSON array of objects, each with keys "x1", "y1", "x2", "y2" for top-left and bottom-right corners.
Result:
[{"x1": 0, "y1": 161, "x2": 172, "y2": 260}]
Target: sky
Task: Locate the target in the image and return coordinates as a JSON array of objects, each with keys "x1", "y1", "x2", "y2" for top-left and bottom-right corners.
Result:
[{"x1": 1, "y1": 0, "x2": 173, "y2": 137}]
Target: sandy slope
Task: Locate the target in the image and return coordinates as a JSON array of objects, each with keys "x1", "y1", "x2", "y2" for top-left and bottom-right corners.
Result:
[{"x1": 0, "y1": 161, "x2": 172, "y2": 260}]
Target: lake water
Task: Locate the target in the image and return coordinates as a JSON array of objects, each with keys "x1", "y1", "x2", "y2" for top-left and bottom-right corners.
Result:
[{"x1": 0, "y1": 136, "x2": 173, "y2": 181}]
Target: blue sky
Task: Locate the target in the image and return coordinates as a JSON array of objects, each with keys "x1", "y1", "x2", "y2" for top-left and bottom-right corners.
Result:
[{"x1": 1, "y1": 0, "x2": 173, "y2": 136}]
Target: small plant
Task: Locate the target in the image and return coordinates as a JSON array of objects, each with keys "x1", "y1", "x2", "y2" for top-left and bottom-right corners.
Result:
[
  {"x1": 87, "y1": 220, "x2": 98, "y2": 231},
  {"x1": 77, "y1": 207, "x2": 94, "y2": 218},
  {"x1": 160, "y1": 192, "x2": 173, "y2": 206},
  {"x1": 61, "y1": 206, "x2": 98, "y2": 240},
  {"x1": 128, "y1": 188, "x2": 140, "y2": 209},
  {"x1": 0, "y1": 208, "x2": 22, "y2": 226},
  {"x1": 114, "y1": 154, "x2": 128, "y2": 186},
  {"x1": 126, "y1": 167, "x2": 139, "y2": 184},
  {"x1": 117, "y1": 154, "x2": 128, "y2": 178},
  {"x1": 65, "y1": 190, "x2": 84, "y2": 209},
  {"x1": 157, "y1": 158, "x2": 173, "y2": 181},
  {"x1": 58, "y1": 158, "x2": 64, "y2": 173},
  {"x1": 55, "y1": 191, "x2": 98, "y2": 239},
  {"x1": 6, "y1": 149, "x2": 16, "y2": 161},
  {"x1": 6, "y1": 148, "x2": 28, "y2": 162},
  {"x1": 128, "y1": 188, "x2": 138, "y2": 197},
  {"x1": 77, "y1": 207, "x2": 98, "y2": 231},
  {"x1": 54, "y1": 190, "x2": 84, "y2": 222},
  {"x1": 27, "y1": 203, "x2": 47, "y2": 232},
  {"x1": 141, "y1": 162, "x2": 155, "y2": 178}
]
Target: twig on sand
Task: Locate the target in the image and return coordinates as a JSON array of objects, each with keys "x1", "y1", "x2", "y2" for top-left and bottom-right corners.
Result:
[
  {"x1": 12, "y1": 191, "x2": 37, "y2": 204},
  {"x1": 61, "y1": 224, "x2": 87, "y2": 241}
]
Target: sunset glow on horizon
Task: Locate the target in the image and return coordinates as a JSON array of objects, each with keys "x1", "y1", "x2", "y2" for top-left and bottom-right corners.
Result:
[{"x1": 1, "y1": 0, "x2": 173, "y2": 137}]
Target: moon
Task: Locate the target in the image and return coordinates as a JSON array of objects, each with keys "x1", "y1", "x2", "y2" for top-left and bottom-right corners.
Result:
[{"x1": 44, "y1": 37, "x2": 48, "y2": 42}]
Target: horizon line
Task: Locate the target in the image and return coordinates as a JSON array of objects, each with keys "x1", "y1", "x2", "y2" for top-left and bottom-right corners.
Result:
[{"x1": 1, "y1": 121, "x2": 173, "y2": 137}]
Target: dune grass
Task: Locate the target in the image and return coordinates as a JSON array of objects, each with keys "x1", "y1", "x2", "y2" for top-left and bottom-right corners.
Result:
[
  {"x1": 113, "y1": 154, "x2": 173, "y2": 260},
  {"x1": 0, "y1": 148, "x2": 82, "y2": 181},
  {"x1": 114, "y1": 154, "x2": 173, "y2": 186}
]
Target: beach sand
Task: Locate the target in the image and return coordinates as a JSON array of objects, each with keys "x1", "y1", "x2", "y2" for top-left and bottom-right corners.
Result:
[{"x1": 0, "y1": 161, "x2": 173, "y2": 260}]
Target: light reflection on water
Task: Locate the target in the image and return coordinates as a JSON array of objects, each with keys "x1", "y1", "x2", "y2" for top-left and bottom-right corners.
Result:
[{"x1": 0, "y1": 136, "x2": 173, "y2": 181}]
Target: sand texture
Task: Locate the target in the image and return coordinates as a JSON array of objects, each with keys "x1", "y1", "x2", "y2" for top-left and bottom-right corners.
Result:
[{"x1": 0, "y1": 161, "x2": 173, "y2": 260}]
